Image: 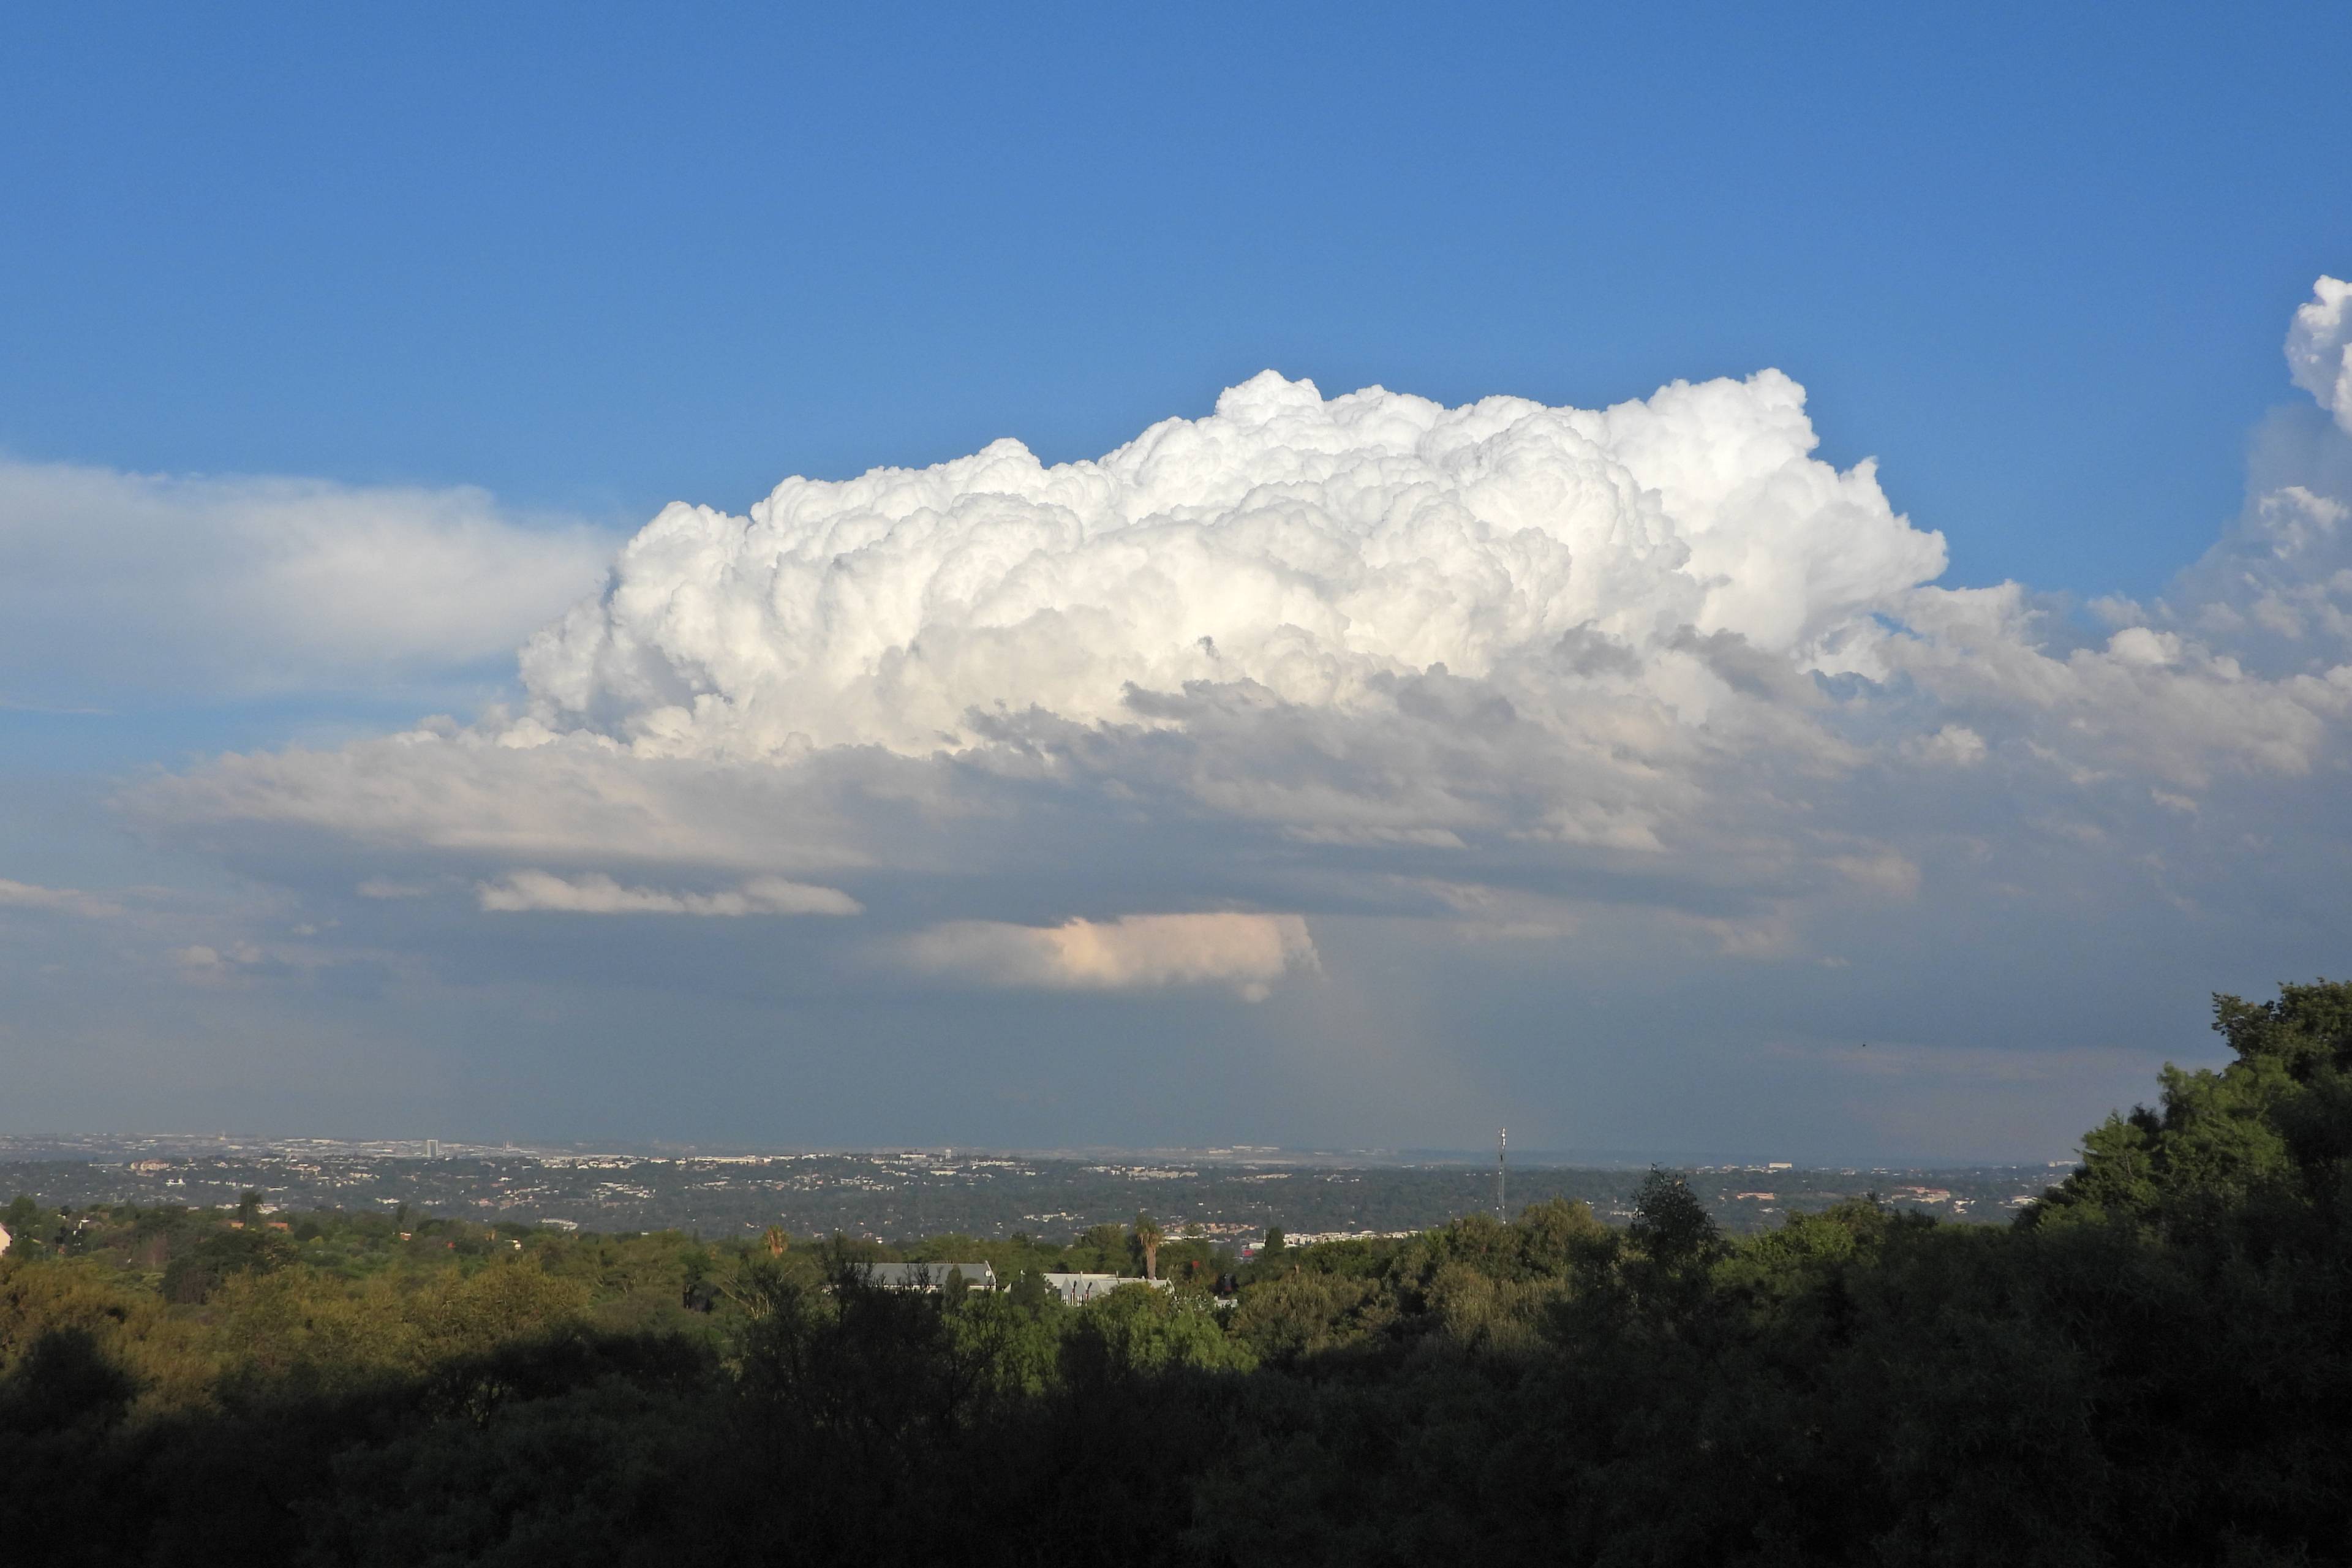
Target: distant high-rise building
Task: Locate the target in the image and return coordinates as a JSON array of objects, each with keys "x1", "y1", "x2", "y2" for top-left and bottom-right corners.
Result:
[{"x1": 424, "y1": 1139, "x2": 441, "y2": 1159}]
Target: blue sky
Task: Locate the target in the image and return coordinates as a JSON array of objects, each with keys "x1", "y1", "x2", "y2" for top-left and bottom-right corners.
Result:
[
  {"x1": 9, "y1": 5, "x2": 2345, "y2": 590},
  {"x1": 2, "y1": 6, "x2": 2349, "y2": 1159}
]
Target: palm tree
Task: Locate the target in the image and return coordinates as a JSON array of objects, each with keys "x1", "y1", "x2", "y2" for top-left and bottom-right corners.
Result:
[{"x1": 1133, "y1": 1213, "x2": 1164, "y2": 1281}]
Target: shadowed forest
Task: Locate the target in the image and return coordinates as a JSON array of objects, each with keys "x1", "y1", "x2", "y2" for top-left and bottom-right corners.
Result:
[{"x1": 3, "y1": 982, "x2": 2348, "y2": 1566}]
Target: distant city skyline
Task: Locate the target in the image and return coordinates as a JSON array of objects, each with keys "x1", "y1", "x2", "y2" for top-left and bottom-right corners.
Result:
[{"x1": 0, "y1": 1136, "x2": 2068, "y2": 1245}]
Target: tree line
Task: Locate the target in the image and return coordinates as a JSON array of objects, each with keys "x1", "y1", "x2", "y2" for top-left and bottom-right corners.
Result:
[{"x1": 3, "y1": 980, "x2": 2349, "y2": 1564}]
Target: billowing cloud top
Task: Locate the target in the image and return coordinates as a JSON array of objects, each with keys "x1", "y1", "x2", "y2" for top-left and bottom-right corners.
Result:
[
  {"x1": 2288, "y1": 275, "x2": 2352, "y2": 436},
  {"x1": 516, "y1": 369, "x2": 1945, "y2": 757}
]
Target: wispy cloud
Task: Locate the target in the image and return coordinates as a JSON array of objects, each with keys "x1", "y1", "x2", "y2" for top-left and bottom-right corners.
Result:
[
  {"x1": 475, "y1": 870, "x2": 861, "y2": 918},
  {"x1": 0, "y1": 698, "x2": 112, "y2": 715},
  {"x1": 0, "y1": 459, "x2": 616, "y2": 707},
  {"x1": 0, "y1": 878, "x2": 123, "y2": 919}
]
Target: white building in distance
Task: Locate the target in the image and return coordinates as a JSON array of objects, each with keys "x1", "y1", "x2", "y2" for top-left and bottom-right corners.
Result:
[{"x1": 1042, "y1": 1272, "x2": 1170, "y2": 1305}]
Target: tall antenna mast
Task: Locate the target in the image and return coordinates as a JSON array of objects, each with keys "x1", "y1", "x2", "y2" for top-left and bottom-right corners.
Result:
[{"x1": 1496, "y1": 1128, "x2": 1507, "y2": 1220}]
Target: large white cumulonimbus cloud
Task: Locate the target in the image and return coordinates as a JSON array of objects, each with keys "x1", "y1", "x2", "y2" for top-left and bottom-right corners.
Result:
[
  {"x1": 129, "y1": 278, "x2": 2352, "y2": 1001},
  {"x1": 514, "y1": 368, "x2": 1945, "y2": 757}
]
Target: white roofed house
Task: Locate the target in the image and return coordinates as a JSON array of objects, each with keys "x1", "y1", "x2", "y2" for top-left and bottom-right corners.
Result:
[
  {"x1": 863, "y1": 1261, "x2": 997, "y2": 1293},
  {"x1": 1041, "y1": 1272, "x2": 1171, "y2": 1306}
]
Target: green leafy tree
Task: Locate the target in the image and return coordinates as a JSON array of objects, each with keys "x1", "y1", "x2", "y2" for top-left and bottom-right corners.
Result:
[
  {"x1": 1007, "y1": 1268, "x2": 1055, "y2": 1314},
  {"x1": 162, "y1": 1226, "x2": 295, "y2": 1304},
  {"x1": 1061, "y1": 1282, "x2": 1251, "y2": 1387},
  {"x1": 2033, "y1": 979, "x2": 2352, "y2": 1233},
  {"x1": 1514, "y1": 1197, "x2": 1608, "y2": 1276},
  {"x1": 1076, "y1": 1222, "x2": 1127, "y2": 1272},
  {"x1": 1627, "y1": 1169, "x2": 1721, "y2": 1268},
  {"x1": 1230, "y1": 1271, "x2": 1381, "y2": 1364}
]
